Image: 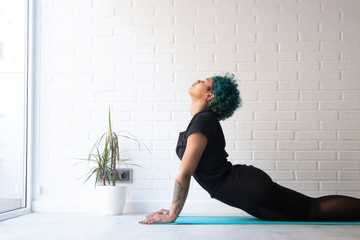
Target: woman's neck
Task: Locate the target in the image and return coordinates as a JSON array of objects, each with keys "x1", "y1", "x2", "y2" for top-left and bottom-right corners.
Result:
[{"x1": 190, "y1": 100, "x2": 207, "y2": 117}]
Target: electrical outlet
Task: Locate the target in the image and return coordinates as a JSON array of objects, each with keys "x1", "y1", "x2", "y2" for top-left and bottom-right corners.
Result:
[
  {"x1": 118, "y1": 168, "x2": 132, "y2": 183},
  {"x1": 96, "y1": 168, "x2": 132, "y2": 183}
]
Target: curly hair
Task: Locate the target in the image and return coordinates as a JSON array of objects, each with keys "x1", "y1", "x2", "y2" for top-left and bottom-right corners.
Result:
[{"x1": 208, "y1": 73, "x2": 241, "y2": 121}]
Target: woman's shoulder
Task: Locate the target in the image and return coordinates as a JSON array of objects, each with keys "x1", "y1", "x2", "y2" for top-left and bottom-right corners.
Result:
[
  {"x1": 193, "y1": 109, "x2": 218, "y2": 121},
  {"x1": 191, "y1": 109, "x2": 219, "y2": 125},
  {"x1": 186, "y1": 109, "x2": 222, "y2": 141}
]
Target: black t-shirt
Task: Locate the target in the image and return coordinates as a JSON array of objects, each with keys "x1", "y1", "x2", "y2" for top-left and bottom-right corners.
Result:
[{"x1": 176, "y1": 109, "x2": 232, "y2": 197}]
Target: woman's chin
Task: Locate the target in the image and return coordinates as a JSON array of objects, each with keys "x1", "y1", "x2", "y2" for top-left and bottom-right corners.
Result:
[{"x1": 188, "y1": 89, "x2": 194, "y2": 98}]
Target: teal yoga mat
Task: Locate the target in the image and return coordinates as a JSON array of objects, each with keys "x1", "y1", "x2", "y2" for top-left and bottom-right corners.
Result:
[{"x1": 158, "y1": 216, "x2": 360, "y2": 225}]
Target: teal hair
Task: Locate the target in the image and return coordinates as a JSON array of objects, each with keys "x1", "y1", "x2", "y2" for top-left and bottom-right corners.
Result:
[{"x1": 208, "y1": 73, "x2": 241, "y2": 121}]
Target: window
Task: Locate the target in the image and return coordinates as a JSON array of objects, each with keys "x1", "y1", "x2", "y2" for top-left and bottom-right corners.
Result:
[{"x1": 0, "y1": 0, "x2": 32, "y2": 220}]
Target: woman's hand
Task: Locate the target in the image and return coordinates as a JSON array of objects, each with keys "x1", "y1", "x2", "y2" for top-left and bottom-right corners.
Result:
[{"x1": 139, "y1": 209, "x2": 176, "y2": 225}]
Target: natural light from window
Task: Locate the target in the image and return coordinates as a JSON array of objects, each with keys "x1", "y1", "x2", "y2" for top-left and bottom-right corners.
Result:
[{"x1": 0, "y1": 0, "x2": 28, "y2": 214}]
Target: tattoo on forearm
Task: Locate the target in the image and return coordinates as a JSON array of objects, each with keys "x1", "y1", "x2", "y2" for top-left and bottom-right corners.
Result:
[
  {"x1": 172, "y1": 180, "x2": 183, "y2": 204},
  {"x1": 174, "y1": 205, "x2": 181, "y2": 217},
  {"x1": 171, "y1": 179, "x2": 190, "y2": 218}
]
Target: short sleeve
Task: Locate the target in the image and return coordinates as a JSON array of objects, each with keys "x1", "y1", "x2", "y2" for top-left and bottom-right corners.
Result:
[{"x1": 186, "y1": 112, "x2": 215, "y2": 140}]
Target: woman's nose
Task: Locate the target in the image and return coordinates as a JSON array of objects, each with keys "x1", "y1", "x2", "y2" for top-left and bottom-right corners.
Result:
[{"x1": 196, "y1": 80, "x2": 201, "y2": 83}]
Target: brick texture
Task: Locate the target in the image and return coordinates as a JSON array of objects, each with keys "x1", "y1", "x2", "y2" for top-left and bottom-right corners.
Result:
[{"x1": 36, "y1": 0, "x2": 360, "y2": 213}]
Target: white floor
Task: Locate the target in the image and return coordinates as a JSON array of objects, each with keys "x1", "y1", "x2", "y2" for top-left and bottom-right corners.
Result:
[{"x1": 1, "y1": 213, "x2": 360, "y2": 240}]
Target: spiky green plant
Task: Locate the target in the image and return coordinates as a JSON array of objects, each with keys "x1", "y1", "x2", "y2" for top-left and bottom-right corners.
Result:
[{"x1": 77, "y1": 108, "x2": 149, "y2": 187}]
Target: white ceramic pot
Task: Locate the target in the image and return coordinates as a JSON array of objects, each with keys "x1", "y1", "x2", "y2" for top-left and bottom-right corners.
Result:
[{"x1": 95, "y1": 185, "x2": 127, "y2": 215}]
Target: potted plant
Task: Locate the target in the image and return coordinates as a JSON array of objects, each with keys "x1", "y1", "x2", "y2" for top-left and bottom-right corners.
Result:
[{"x1": 79, "y1": 108, "x2": 148, "y2": 215}]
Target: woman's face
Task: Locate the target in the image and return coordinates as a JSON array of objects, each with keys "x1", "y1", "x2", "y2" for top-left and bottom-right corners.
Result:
[{"x1": 188, "y1": 77, "x2": 214, "y2": 100}]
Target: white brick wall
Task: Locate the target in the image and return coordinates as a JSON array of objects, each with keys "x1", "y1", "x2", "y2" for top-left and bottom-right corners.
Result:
[{"x1": 33, "y1": 0, "x2": 360, "y2": 213}]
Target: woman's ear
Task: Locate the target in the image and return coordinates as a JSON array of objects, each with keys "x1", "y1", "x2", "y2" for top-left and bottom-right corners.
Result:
[{"x1": 204, "y1": 93, "x2": 214, "y2": 101}]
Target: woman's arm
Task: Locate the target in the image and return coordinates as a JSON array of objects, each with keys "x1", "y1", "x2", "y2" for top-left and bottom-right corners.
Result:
[{"x1": 140, "y1": 132, "x2": 207, "y2": 224}]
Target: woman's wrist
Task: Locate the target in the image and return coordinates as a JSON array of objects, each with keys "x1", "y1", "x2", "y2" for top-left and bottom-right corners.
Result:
[
  {"x1": 168, "y1": 209, "x2": 178, "y2": 222},
  {"x1": 169, "y1": 214, "x2": 177, "y2": 223}
]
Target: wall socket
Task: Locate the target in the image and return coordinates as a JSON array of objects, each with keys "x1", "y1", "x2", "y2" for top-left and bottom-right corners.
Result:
[
  {"x1": 118, "y1": 168, "x2": 132, "y2": 183},
  {"x1": 97, "y1": 168, "x2": 132, "y2": 183}
]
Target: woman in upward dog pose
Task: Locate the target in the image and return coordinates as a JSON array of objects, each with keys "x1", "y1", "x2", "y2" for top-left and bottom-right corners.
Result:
[{"x1": 140, "y1": 73, "x2": 360, "y2": 224}]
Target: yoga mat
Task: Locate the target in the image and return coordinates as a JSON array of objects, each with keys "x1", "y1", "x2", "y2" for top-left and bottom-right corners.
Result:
[{"x1": 157, "y1": 216, "x2": 360, "y2": 225}]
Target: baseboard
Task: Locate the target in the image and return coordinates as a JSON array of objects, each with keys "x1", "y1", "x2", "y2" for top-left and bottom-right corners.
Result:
[{"x1": 32, "y1": 199, "x2": 247, "y2": 215}]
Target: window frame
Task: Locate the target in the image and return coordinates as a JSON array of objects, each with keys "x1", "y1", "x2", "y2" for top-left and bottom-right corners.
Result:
[{"x1": 0, "y1": 0, "x2": 34, "y2": 221}]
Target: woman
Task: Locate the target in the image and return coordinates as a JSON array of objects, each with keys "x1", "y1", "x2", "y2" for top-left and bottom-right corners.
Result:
[{"x1": 140, "y1": 73, "x2": 360, "y2": 224}]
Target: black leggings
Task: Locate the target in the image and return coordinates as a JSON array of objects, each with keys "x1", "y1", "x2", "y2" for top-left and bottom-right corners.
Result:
[{"x1": 213, "y1": 164, "x2": 360, "y2": 221}]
